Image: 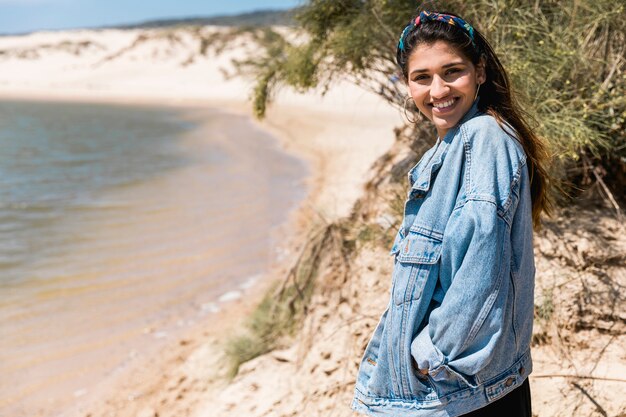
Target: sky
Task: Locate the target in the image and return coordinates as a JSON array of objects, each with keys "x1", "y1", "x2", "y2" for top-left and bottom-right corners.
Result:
[{"x1": 0, "y1": 0, "x2": 302, "y2": 35}]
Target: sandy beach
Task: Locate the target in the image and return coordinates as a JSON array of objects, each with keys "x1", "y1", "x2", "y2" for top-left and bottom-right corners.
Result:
[{"x1": 1, "y1": 24, "x2": 623, "y2": 417}]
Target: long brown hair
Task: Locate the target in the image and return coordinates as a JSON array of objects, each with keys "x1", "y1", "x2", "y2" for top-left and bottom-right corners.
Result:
[{"x1": 397, "y1": 11, "x2": 553, "y2": 228}]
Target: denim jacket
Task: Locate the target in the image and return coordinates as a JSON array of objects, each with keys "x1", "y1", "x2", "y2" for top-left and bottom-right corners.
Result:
[{"x1": 351, "y1": 101, "x2": 535, "y2": 417}]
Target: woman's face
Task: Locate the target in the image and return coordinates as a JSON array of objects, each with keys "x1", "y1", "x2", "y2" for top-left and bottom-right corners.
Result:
[{"x1": 406, "y1": 40, "x2": 486, "y2": 138}]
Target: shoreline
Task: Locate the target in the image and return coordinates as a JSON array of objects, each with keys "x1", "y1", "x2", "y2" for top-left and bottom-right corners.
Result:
[
  {"x1": 0, "y1": 95, "x2": 309, "y2": 416},
  {"x1": 0, "y1": 91, "x2": 400, "y2": 417}
]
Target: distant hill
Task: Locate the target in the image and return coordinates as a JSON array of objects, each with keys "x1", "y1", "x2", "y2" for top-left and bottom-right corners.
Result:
[{"x1": 114, "y1": 8, "x2": 298, "y2": 29}]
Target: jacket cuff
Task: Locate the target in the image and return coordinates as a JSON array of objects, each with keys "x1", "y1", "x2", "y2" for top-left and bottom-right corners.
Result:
[{"x1": 410, "y1": 325, "x2": 445, "y2": 372}]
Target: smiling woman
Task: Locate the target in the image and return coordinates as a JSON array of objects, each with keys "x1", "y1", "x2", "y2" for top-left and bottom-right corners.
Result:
[
  {"x1": 351, "y1": 9, "x2": 553, "y2": 417},
  {"x1": 406, "y1": 40, "x2": 486, "y2": 138}
]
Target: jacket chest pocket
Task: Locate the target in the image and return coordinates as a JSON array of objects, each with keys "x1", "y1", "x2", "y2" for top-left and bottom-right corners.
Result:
[{"x1": 392, "y1": 231, "x2": 443, "y2": 305}]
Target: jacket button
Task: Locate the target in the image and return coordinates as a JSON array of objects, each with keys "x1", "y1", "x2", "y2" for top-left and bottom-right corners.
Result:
[
  {"x1": 519, "y1": 366, "x2": 525, "y2": 375},
  {"x1": 505, "y1": 377, "x2": 515, "y2": 387}
]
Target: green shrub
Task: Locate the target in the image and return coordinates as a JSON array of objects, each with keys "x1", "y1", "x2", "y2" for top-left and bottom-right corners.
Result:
[{"x1": 240, "y1": 0, "x2": 625, "y2": 202}]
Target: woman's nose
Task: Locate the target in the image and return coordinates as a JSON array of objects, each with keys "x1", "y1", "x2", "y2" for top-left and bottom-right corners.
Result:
[{"x1": 430, "y1": 75, "x2": 450, "y2": 99}]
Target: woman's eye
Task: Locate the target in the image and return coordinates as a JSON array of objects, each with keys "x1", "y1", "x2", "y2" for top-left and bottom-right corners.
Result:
[
  {"x1": 412, "y1": 75, "x2": 429, "y2": 81},
  {"x1": 446, "y1": 68, "x2": 461, "y2": 75}
]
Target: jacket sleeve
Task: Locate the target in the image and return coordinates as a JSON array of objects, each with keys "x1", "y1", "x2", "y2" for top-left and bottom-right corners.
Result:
[{"x1": 410, "y1": 197, "x2": 511, "y2": 380}]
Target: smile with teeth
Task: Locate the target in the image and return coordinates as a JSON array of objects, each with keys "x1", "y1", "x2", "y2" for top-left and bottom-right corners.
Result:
[{"x1": 431, "y1": 97, "x2": 458, "y2": 110}]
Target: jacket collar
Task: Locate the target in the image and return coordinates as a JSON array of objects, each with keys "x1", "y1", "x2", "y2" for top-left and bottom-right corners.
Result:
[{"x1": 408, "y1": 99, "x2": 482, "y2": 197}]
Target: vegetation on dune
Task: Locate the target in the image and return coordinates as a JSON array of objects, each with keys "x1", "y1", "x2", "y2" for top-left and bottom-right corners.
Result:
[{"x1": 240, "y1": 0, "x2": 625, "y2": 206}]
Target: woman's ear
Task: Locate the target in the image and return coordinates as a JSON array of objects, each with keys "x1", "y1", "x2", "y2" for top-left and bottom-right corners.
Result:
[{"x1": 476, "y1": 56, "x2": 487, "y2": 84}]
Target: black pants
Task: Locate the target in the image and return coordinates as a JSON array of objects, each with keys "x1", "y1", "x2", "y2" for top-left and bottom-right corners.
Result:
[{"x1": 461, "y1": 377, "x2": 532, "y2": 417}]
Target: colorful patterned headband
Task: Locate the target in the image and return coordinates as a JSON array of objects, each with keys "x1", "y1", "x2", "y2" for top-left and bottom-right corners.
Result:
[{"x1": 397, "y1": 11, "x2": 477, "y2": 52}]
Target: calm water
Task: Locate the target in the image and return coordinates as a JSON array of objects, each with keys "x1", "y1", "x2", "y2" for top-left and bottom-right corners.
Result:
[
  {"x1": 0, "y1": 100, "x2": 307, "y2": 416},
  {"x1": 0, "y1": 100, "x2": 197, "y2": 285}
]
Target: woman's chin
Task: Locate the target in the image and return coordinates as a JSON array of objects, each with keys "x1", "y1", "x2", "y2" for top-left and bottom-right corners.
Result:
[{"x1": 433, "y1": 119, "x2": 457, "y2": 134}]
